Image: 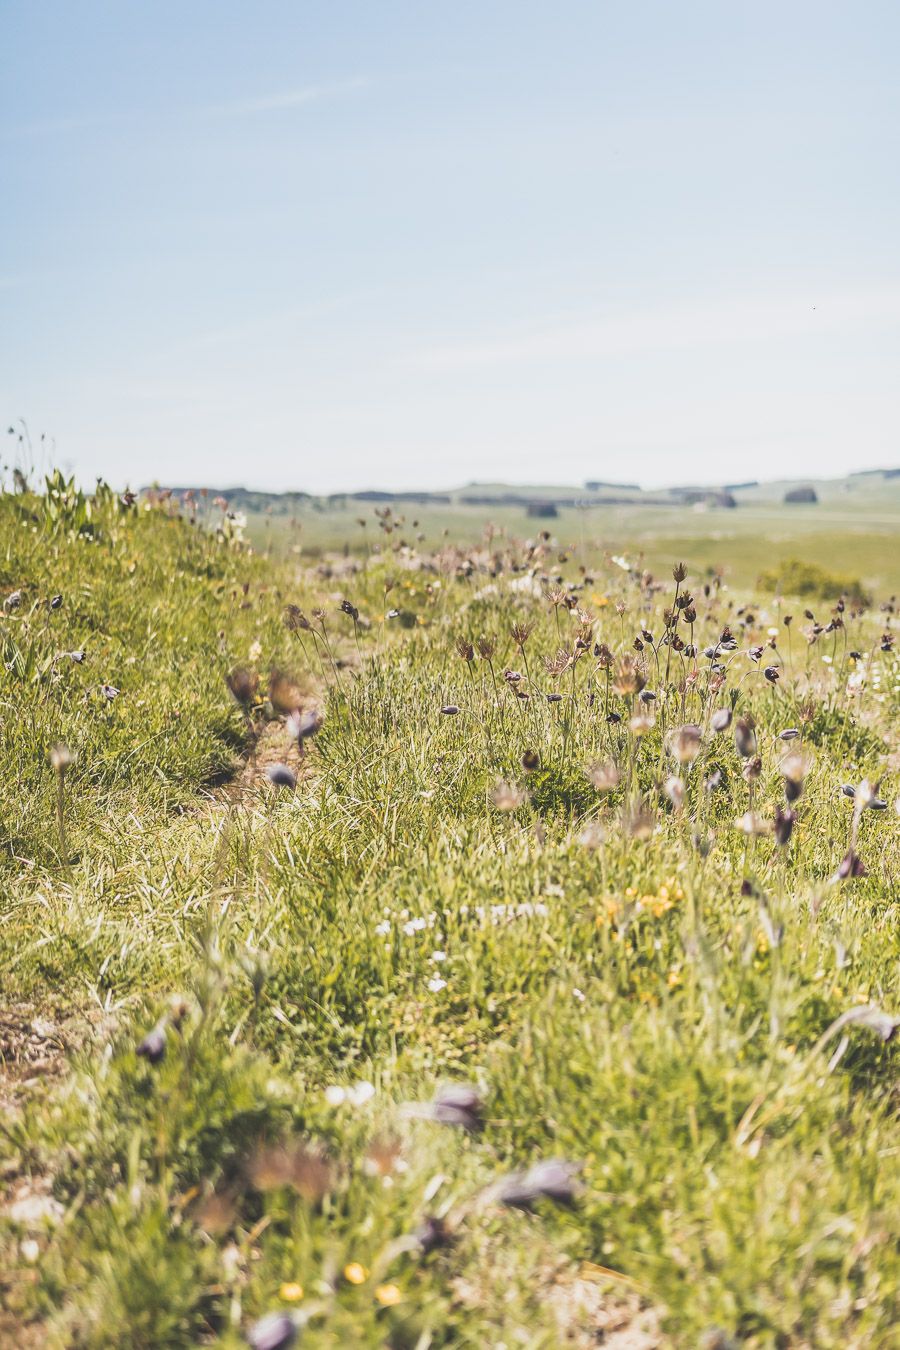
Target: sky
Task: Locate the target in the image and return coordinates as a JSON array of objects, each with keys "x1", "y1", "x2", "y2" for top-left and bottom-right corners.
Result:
[{"x1": 2, "y1": 1, "x2": 899, "y2": 492}]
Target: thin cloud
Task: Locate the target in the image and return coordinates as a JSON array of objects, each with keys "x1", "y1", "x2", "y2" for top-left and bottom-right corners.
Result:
[
  {"x1": 409, "y1": 287, "x2": 900, "y2": 372},
  {"x1": 207, "y1": 77, "x2": 370, "y2": 116}
]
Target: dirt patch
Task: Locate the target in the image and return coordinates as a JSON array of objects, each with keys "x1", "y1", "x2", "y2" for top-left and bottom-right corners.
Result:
[{"x1": 0, "y1": 1003, "x2": 106, "y2": 1115}]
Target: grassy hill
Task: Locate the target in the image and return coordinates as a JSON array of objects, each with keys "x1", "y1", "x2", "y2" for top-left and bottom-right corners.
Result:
[{"x1": 1, "y1": 475, "x2": 898, "y2": 1347}]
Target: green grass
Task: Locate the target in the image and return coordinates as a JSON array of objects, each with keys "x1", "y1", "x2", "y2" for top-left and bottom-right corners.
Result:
[{"x1": 1, "y1": 477, "x2": 898, "y2": 1347}]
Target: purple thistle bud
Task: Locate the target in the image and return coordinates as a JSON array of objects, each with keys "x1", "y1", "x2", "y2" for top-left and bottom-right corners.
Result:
[{"x1": 246, "y1": 1311, "x2": 298, "y2": 1350}]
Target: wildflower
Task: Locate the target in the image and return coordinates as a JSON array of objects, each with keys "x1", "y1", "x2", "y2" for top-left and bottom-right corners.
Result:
[
  {"x1": 773, "y1": 807, "x2": 796, "y2": 846},
  {"x1": 778, "y1": 728, "x2": 800, "y2": 740},
  {"x1": 344, "y1": 1262, "x2": 369, "y2": 1285},
  {"x1": 572, "y1": 987, "x2": 586, "y2": 1002},
  {"x1": 67, "y1": 649, "x2": 86, "y2": 663},
  {"x1": 279, "y1": 1283, "x2": 304, "y2": 1303},
  {"x1": 226, "y1": 667, "x2": 259, "y2": 708},
  {"x1": 3, "y1": 589, "x2": 22, "y2": 611},
  {"x1": 50, "y1": 594, "x2": 63, "y2": 610},
  {"x1": 100, "y1": 684, "x2": 120, "y2": 701},
  {"x1": 265, "y1": 764, "x2": 297, "y2": 791},
  {"x1": 287, "y1": 707, "x2": 324, "y2": 742},
  {"x1": 414, "y1": 1214, "x2": 452, "y2": 1254},
  {"x1": 476, "y1": 636, "x2": 496, "y2": 659},
  {"x1": 136, "y1": 1021, "x2": 167, "y2": 1064},
  {"x1": 440, "y1": 705, "x2": 460, "y2": 715},
  {"x1": 427, "y1": 976, "x2": 447, "y2": 993},
  {"x1": 734, "y1": 717, "x2": 757, "y2": 758},
  {"x1": 498, "y1": 1158, "x2": 581, "y2": 1210},
  {"x1": 324, "y1": 1085, "x2": 348, "y2": 1106},
  {"x1": 341, "y1": 599, "x2": 360, "y2": 621},
  {"x1": 763, "y1": 665, "x2": 780, "y2": 684},
  {"x1": 710, "y1": 708, "x2": 732, "y2": 733},
  {"x1": 624, "y1": 809, "x2": 655, "y2": 839},
  {"x1": 283, "y1": 605, "x2": 311, "y2": 632},
  {"x1": 432, "y1": 1083, "x2": 484, "y2": 1131},
  {"x1": 248, "y1": 639, "x2": 263, "y2": 662},
  {"x1": 510, "y1": 622, "x2": 531, "y2": 648},
  {"x1": 455, "y1": 638, "x2": 475, "y2": 662},
  {"x1": 663, "y1": 776, "x2": 685, "y2": 810},
  {"x1": 374, "y1": 920, "x2": 390, "y2": 937},
  {"x1": 349, "y1": 1081, "x2": 375, "y2": 1106},
  {"x1": 614, "y1": 655, "x2": 646, "y2": 696},
  {"x1": 780, "y1": 751, "x2": 808, "y2": 802},
  {"x1": 246, "y1": 1311, "x2": 298, "y2": 1350},
  {"x1": 741, "y1": 755, "x2": 763, "y2": 783},
  {"x1": 835, "y1": 850, "x2": 867, "y2": 880},
  {"x1": 269, "y1": 671, "x2": 304, "y2": 714},
  {"x1": 429, "y1": 949, "x2": 446, "y2": 963},
  {"x1": 375, "y1": 1283, "x2": 402, "y2": 1307},
  {"x1": 673, "y1": 562, "x2": 688, "y2": 582},
  {"x1": 668, "y1": 724, "x2": 702, "y2": 763}
]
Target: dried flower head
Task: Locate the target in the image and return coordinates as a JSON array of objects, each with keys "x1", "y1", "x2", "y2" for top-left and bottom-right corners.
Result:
[{"x1": 492, "y1": 780, "x2": 526, "y2": 811}]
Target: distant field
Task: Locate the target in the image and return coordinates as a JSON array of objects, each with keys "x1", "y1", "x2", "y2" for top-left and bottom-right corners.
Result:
[{"x1": 245, "y1": 486, "x2": 900, "y2": 594}]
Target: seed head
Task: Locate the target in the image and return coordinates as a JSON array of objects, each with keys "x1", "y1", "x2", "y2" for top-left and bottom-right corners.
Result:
[
  {"x1": 672, "y1": 562, "x2": 688, "y2": 583},
  {"x1": 282, "y1": 605, "x2": 311, "y2": 632},
  {"x1": 492, "y1": 780, "x2": 526, "y2": 811},
  {"x1": 585, "y1": 760, "x2": 620, "y2": 792},
  {"x1": 50, "y1": 743, "x2": 72, "y2": 774},
  {"x1": 668, "y1": 724, "x2": 702, "y2": 763}
]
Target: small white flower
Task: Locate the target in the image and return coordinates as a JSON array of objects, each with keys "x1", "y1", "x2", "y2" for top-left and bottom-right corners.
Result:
[
  {"x1": 374, "y1": 921, "x2": 391, "y2": 937},
  {"x1": 324, "y1": 1085, "x2": 347, "y2": 1107},
  {"x1": 430, "y1": 950, "x2": 447, "y2": 963},
  {"x1": 248, "y1": 639, "x2": 262, "y2": 662},
  {"x1": 821, "y1": 654, "x2": 832, "y2": 664},
  {"x1": 348, "y1": 1080, "x2": 375, "y2": 1106},
  {"x1": 572, "y1": 987, "x2": 586, "y2": 1003},
  {"x1": 427, "y1": 976, "x2": 447, "y2": 993}
]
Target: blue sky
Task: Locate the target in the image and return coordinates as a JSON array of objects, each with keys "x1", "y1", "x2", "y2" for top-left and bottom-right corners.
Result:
[{"x1": 2, "y1": 1, "x2": 899, "y2": 491}]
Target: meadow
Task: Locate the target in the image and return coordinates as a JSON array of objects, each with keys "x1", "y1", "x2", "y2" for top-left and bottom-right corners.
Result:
[{"x1": 1, "y1": 474, "x2": 898, "y2": 1348}]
